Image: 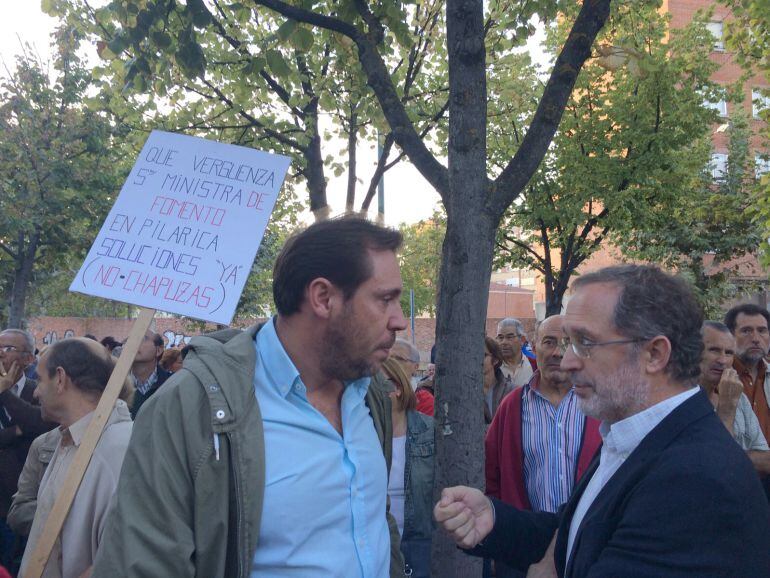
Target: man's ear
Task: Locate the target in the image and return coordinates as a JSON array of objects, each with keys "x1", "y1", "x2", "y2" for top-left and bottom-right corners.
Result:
[
  {"x1": 55, "y1": 366, "x2": 68, "y2": 394},
  {"x1": 643, "y1": 336, "x2": 672, "y2": 375},
  {"x1": 305, "y1": 277, "x2": 341, "y2": 319}
]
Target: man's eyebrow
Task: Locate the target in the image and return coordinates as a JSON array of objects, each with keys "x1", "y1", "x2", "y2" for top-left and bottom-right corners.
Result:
[{"x1": 376, "y1": 288, "x2": 402, "y2": 298}]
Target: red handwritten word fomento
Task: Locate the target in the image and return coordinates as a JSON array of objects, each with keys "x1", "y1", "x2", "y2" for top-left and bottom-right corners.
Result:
[{"x1": 149, "y1": 195, "x2": 225, "y2": 226}]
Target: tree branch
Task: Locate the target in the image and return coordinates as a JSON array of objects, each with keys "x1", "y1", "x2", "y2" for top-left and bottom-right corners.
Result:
[
  {"x1": 251, "y1": 0, "x2": 450, "y2": 199},
  {"x1": 491, "y1": 0, "x2": 611, "y2": 217}
]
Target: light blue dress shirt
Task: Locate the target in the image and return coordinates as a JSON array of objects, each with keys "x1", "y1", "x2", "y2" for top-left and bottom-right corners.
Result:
[{"x1": 250, "y1": 318, "x2": 390, "y2": 577}]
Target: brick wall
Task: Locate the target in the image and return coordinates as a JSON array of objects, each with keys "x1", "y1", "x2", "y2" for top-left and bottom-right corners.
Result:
[{"x1": 28, "y1": 314, "x2": 537, "y2": 366}]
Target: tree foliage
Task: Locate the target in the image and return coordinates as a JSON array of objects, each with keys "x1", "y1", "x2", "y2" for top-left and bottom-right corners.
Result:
[
  {"x1": 0, "y1": 28, "x2": 128, "y2": 328},
  {"x1": 46, "y1": 0, "x2": 450, "y2": 219},
  {"x1": 495, "y1": 5, "x2": 732, "y2": 315},
  {"x1": 398, "y1": 210, "x2": 446, "y2": 317},
  {"x1": 721, "y1": 0, "x2": 770, "y2": 265},
  {"x1": 621, "y1": 110, "x2": 763, "y2": 316}
]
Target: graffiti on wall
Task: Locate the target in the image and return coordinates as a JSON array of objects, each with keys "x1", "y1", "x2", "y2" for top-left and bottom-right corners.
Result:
[
  {"x1": 41, "y1": 329, "x2": 75, "y2": 346},
  {"x1": 163, "y1": 330, "x2": 193, "y2": 349}
]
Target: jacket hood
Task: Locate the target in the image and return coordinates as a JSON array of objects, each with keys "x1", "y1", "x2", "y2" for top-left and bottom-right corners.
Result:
[{"x1": 180, "y1": 324, "x2": 262, "y2": 432}]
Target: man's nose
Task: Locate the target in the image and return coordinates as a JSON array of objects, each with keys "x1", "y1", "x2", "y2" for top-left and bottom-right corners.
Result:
[
  {"x1": 560, "y1": 345, "x2": 580, "y2": 372},
  {"x1": 390, "y1": 307, "x2": 408, "y2": 332}
]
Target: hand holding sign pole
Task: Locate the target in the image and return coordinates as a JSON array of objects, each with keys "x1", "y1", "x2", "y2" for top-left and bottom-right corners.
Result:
[{"x1": 24, "y1": 131, "x2": 290, "y2": 578}]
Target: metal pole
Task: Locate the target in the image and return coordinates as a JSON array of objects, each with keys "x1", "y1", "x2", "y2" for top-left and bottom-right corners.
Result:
[
  {"x1": 377, "y1": 132, "x2": 385, "y2": 225},
  {"x1": 410, "y1": 288, "x2": 415, "y2": 344}
]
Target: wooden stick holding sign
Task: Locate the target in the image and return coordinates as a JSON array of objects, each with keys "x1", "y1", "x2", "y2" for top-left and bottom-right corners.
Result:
[{"x1": 23, "y1": 307, "x2": 156, "y2": 578}]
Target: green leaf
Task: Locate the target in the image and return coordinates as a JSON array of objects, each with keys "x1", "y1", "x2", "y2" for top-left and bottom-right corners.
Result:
[
  {"x1": 289, "y1": 27, "x2": 314, "y2": 51},
  {"x1": 276, "y1": 20, "x2": 297, "y2": 41},
  {"x1": 151, "y1": 31, "x2": 173, "y2": 50},
  {"x1": 266, "y1": 49, "x2": 291, "y2": 77}
]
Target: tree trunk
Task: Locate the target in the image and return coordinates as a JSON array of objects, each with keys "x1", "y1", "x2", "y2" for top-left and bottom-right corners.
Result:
[
  {"x1": 8, "y1": 231, "x2": 39, "y2": 329},
  {"x1": 345, "y1": 110, "x2": 358, "y2": 213},
  {"x1": 431, "y1": 1, "x2": 489, "y2": 576},
  {"x1": 305, "y1": 122, "x2": 329, "y2": 220}
]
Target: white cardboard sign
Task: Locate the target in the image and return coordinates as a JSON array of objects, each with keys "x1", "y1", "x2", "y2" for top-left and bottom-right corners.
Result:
[{"x1": 70, "y1": 130, "x2": 291, "y2": 325}]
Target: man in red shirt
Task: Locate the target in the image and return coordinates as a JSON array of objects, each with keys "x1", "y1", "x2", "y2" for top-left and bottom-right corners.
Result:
[{"x1": 485, "y1": 315, "x2": 601, "y2": 576}]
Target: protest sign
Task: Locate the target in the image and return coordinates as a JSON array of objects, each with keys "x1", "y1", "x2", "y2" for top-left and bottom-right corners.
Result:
[
  {"x1": 25, "y1": 133, "x2": 290, "y2": 578},
  {"x1": 70, "y1": 130, "x2": 291, "y2": 325}
]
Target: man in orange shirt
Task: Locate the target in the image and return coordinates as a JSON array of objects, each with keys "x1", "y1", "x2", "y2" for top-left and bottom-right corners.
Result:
[{"x1": 724, "y1": 304, "x2": 770, "y2": 444}]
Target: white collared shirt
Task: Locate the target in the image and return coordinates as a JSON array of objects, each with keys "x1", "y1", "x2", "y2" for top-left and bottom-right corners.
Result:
[{"x1": 566, "y1": 387, "x2": 699, "y2": 566}]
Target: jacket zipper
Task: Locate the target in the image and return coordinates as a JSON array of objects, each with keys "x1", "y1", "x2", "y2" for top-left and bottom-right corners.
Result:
[{"x1": 227, "y1": 432, "x2": 245, "y2": 578}]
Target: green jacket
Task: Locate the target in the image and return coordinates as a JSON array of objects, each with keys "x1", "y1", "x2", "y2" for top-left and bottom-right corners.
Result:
[{"x1": 92, "y1": 324, "x2": 406, "y2": 578}]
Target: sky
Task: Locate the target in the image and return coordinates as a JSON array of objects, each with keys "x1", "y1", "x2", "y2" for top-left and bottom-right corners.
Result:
[{"x1": 0, "y1": 4, "x2": 546, "y2": 227}]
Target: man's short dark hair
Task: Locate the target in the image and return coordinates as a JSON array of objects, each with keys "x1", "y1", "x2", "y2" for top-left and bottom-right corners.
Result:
[
  {"x1": 572, "y1": 265, "x2": 703, "y2": 383},
  {"x1": 272, "y1": 217, "x2": 403, "y2": 316},
  {"x1": 702, "y1": 320, "x2": 731, "y2": 336},
  {"x1": 724, "y1": 303, "x2": 770, "y2": 333},
  {"x1": 44, "y1": 339, "x2": 115, "y2": 397}
]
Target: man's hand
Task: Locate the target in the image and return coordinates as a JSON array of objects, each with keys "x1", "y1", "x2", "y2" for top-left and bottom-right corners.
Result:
[
  {"x1": 0, "y1": 361, "x2": 22, "y2": 394},
  {"x1": 716, "y1": 368, "x2": 742, "y2": 434},
  {"x1": 434, "y1": 486, "x2": 494, "y2": 549}
]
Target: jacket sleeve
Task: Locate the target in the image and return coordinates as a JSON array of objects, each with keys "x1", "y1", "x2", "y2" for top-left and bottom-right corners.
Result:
[
  {"x1": 0, "y1": 390, "x2": 52, "y2": 438},
  {"x1": 7, "y1": 433, "x2": 48, "y2": 535},
  {"x1": 485, "y1": 405, "x2": 503, "y2": 499},
  {"x1": 0, "y1": 423, "x2": 20, "y2": 448},
  {"x1": 467, "y1": 498, "x2": 558, "y2": 570},
  {"x1": 91, "y1": 383, "x2": 198, "y2": 578}
]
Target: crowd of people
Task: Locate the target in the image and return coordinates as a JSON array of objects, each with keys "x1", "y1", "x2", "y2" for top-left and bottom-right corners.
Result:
[{"x1": 0, "y1": 217, "x2": 768, "y2": 577}]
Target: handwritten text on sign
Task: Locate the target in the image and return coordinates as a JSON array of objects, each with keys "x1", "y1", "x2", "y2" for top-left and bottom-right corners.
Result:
[{"x1": 70, "y1": 130, "x2": 291, "y2": 325}]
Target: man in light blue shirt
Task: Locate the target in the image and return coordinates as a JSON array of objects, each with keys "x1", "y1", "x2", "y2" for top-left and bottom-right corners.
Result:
[
  {"x1": 252, "y1": 218, "x2": 408, "y2": 577},
  {"x1": 90, "y1": 218, "x2": 410, "y2": 578}
]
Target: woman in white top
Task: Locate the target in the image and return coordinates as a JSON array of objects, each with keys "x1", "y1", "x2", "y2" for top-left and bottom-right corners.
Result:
[{"x1": 383, "y1": 358, "x2": 435, "y2": 578}]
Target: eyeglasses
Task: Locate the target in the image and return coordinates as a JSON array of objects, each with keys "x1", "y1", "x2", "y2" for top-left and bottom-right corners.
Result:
[
  {"x1": 497, "y1": 333, "x2": 522, "y2": 341},
  {"x1": 0, "y1": 345, "x2": 30, "y2": 354},
  {"x1": 559, "y1": 336, "x2": 647, "y2": 359}
]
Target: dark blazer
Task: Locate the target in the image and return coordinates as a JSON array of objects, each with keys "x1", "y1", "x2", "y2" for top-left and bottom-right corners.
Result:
[
  {"x1": 0, "y1": 380, "x2": 56, "y2": 517},
  {"x1": 473, "y1": 390, "x2": 770, "y2": 577},
  {"x1": 129, "y1": 366, "x2": 173, "y2": 419}
]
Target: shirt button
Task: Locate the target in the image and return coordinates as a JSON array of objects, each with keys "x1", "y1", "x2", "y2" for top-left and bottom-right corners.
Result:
[{"x1": 216, "y1": 410, "x2": 225, "y2": 419}]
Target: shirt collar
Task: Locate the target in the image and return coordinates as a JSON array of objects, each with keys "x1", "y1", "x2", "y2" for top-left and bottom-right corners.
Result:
[
  {"x1": 257, "y1": 317, "x2": 302, "y2": 398},
  {"x1": 601, "y1": 387, "x2": 699, "y2": 456},
  {"x1": 257, "y1": 317, "x2": 371, "y2": 400},
  {"x1": 12, "y1": 373, "x2": 27, "y2": 396},
  {"x1": 60, "y1": 409, "x2": 95, "y2": 448}
]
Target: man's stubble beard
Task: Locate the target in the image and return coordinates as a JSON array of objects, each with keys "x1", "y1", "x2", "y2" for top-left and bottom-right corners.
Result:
[
  {"x1": 320, "y1": 305, "x2": 389, "y2": 382},
  {"x1": 577, "y1": 355, "x2": 651, "y2": 424}
]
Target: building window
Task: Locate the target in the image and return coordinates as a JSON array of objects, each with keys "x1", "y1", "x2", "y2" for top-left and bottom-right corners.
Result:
[
  {"x1": 753, "y1": 89, "x2": 769, "y2": 120},
  {"x1": 703, "y1": 97, "x2": 728, "y2": 117},
  {"x1": 710, "y1": 153, "x2": 728, "y2": 179},
  {"x1": 757, "y1": 154, "x2": 770, "y2": 178},
  {"x1": 706, "y1": 21, "x2": 725, "y2": 52}
]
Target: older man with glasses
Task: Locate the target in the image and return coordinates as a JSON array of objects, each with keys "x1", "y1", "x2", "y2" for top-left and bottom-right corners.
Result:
[
  {"x1": 496, "y1": 319, "x2": 534, "y2": 389},
  {"x1": 436, "y1": 265, "x2": 770, "y2": 576},
  {"x1": 0, "y1": 329, "x2": 54, "y2": 572}
]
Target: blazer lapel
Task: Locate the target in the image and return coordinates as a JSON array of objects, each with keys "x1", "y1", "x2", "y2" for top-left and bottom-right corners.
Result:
[
  {"x1": 554, "y1": 452, "x2": 601, "y2": 577},
  {"x1": 558, "y1": 390, "x2": 713, "y2": 577}
]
